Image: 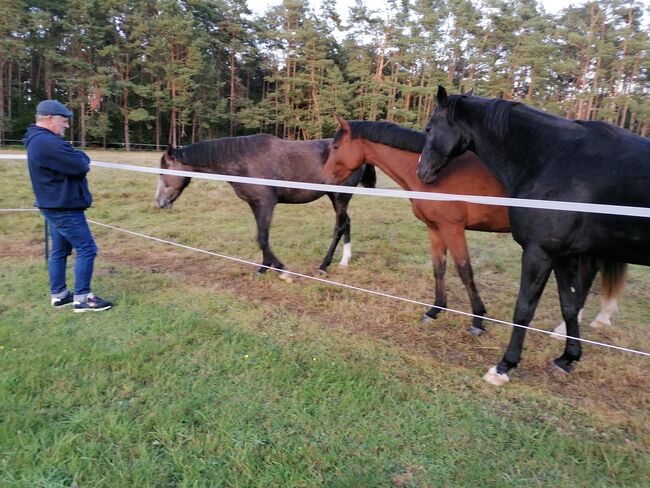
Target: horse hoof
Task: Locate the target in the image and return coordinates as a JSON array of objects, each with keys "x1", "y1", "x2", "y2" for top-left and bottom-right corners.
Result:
[
  {"x1": 468, "y1": 326, "x2": 484, "y2": 337},
  {"x1": 589, "y1": 318, "x2": 609, "y2": 329},
  {"x1": 278, "y1": 272, "x2": 294, "y2": 283},
  {"x1": 316, "y1": 269, "x2": 327, "y2": 277},
  {"x1": 420, "y1": 314, "x2": 435, "y2": 324},
  {"x1": 483, "y1": 366, "x2": 510, "y2": 386},
  {"x1": 549, "y1": 359, "x2": 573, "y2": 375}
]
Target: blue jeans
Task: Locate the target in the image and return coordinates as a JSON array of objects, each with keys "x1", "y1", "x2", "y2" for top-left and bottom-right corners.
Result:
[{"x1": 40, "y1": 209, "x2": 97, "y2": 296}]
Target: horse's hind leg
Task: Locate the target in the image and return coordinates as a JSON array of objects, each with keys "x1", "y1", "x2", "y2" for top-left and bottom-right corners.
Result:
[
  {"x1": 551, "y1": 257, "x2": 598, "y2": 339},
  {"x1": 421, "y1": 227, "x2": 448, "y2": 323},
  {"x1": 317, "y1": 194, "x2": 352, "y2": 274},
  {"x1": 442, "y1": 226, "x2": 487, "y2": 336},
  {"x1": 551, "y1": 257, "x2": 583, "y2": 374},
  {"x1": 249, "y1": 201, "x2": 291, "y2": 282},
  {"x1": 589, "y1": 261, "x2": 625, "y2": 329}
]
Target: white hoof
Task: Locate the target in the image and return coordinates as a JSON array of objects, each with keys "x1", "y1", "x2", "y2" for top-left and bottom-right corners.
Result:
[
  {"x1": 551, "y1": 322, "x2": 567, "y2": 340},
  {"x1": 483, "y1": 366, "x2": 510, "y2": 386},
  {"x1": 589, "y1": 316, "x2": 610, "y2": 329},
  {"x1": 278, "y1": 272, "x2": 294, "y2": 283}
]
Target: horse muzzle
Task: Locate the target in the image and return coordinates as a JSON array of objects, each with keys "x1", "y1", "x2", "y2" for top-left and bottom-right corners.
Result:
[
  {"x1": 155, "y1": 197, "x2": 173, "y2": 209},
  {"x1": 417, "y1": 153, "x2": 445, "y2": 184}
]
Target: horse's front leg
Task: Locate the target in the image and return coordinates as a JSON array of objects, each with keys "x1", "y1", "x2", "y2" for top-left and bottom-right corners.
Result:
[
  {"x1": 421, "y1": 227, "x2": 448, "y2": 323},
  {"x1": 552, "y1": 257, "x2": 583, "y2": 373},
  {"x1": 317, "y1": 194, "x2": 352, "y2": 274},
  {"x1": 441, "y1": 225, "x2": 486, "y2": 336},
  {"x1": 249, "y1": 201, "x2": 291, "y2": 282},
  {"x1": 484, "y1": 245, "x2": 553, "y2": 385}
]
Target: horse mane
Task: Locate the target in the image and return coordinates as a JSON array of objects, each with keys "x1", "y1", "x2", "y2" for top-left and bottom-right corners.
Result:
[
  {"x1": 174, "y1": 134, "x2": 277, "y2": 168},
  {"x1": 335, "y1": 120, "x2": 426, "y2": 153},
  {"x1": 575, "y1": 120, "x2": 635, "y2": 140},
  {"x1": 454, "y1": 94, "x2": 633, "y2": 143},
  {"x1": 443, "y1": 95, "x2": 520, "y2": 141}
]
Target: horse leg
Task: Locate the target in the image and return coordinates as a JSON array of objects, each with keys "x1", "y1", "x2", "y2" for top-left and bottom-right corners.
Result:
[
  {"x1": 591, "y1": 295, "x2": 618, "y2": 329},
  {"x1": 551, "y1": 257, "x2": 598, "y2": 339},
  {"x1": 317, "y1": 194, "x2": 352, "y2": 274},
  {"x1": 551, "y1": 256, "x2": 583, "y2": 374},
  {"x1": 421, "y1": 227, "x2": 448, "y2": 323},
  {"x1": 484, "y1": 246, "x2": 553, "y2": 386},
  {"x1": 249, "y1": 201, "x2": 292, "y2": 282},
  {"x1": 442, "y1": 226, "x2": 487, "y2": 336},
  {"x1": 589, "y1": 261, "x2": 625, "y2": 329}
]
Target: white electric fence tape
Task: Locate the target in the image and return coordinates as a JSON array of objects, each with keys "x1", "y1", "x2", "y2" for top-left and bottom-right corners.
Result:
[
  {"x1": 1, "y1": 154, "x2": 648, "y2": 358},
  {"x1": 1, "y1": 154, "x2": 649, "y2": 218}
]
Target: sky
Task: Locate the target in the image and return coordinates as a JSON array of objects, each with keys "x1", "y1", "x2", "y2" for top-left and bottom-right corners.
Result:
[{"x1": 245, "y1": 0, "x2": 594, "y2": 19}]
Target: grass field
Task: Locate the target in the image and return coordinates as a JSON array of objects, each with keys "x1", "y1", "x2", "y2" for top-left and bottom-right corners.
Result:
[{"x1": 1, "y1": 149, "x2": 648, "y2": 486}]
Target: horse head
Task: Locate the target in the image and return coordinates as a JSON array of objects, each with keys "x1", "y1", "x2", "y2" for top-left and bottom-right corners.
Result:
[
  {"x1": 322, "y1": 115, "x2": 366, "y2": 184},
  {"x1": 155, "y1": 145, "x2": 192, "y2": 209},
  {"x1": 417, "y1": 86, "x2": 472, "y2": 184}
]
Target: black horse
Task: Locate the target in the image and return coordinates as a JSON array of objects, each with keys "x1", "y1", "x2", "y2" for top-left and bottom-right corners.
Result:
[
  {"x1": 417, "y1": 86, "x2": 650, "y2": 385},
  {"x1": 155, "y1": 134, "x2": 376, "y2": 280}
]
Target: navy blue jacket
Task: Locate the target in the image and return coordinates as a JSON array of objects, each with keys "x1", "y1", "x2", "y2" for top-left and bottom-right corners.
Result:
[{"x1": 23, "y1": 125, "x2": 93, "y2": 210}]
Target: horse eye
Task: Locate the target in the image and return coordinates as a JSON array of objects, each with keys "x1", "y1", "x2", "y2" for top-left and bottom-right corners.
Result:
[
  {"x1": 425, "y1": 127, "x2": 430, "y2": 133},
  {"x1": 333, "y1": 145, "x2": 339, "y2": 150}
]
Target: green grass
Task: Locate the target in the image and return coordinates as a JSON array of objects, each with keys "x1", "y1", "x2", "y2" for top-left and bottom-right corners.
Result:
[
  {"x1": 1, "y1": 261, "x2": 648, "y2": 487},
  {"x1": 1, "y1": 150, "x2": 649, "y2": 486}
]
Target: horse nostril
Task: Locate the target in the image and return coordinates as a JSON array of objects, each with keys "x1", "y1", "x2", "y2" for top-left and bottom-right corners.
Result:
[{"x1": 155, "y1": 198, "x2": 172, "y2": 209}]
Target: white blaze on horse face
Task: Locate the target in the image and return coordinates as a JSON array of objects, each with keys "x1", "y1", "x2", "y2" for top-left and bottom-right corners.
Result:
[
  {"x1": 154, "y1": 176, "x2": 166, "y2": 206},
  {"x1": 339, "y1": 242, "x2": 352, "y2": 266},
  {"x1": 156, "y1": 176, "x2": 165, "y2": 199}
]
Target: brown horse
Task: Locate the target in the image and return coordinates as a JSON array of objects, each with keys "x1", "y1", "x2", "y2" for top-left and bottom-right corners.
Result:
[{"x1": 322, "y1": 116, "x2": 620, "y2": 335}]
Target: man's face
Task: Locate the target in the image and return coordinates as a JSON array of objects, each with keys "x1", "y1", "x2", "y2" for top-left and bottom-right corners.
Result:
[{"x1": 48, "y1": 115, "x2": 70, "y2": 137}]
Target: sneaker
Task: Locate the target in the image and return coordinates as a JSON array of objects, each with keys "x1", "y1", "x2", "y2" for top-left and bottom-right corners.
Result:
[
  {"x1": 51, "y1": 292, "x2": 73, "y2": 308},
  {"x1": 74, "y1": 293, "x2": 113, "y2": 313}
]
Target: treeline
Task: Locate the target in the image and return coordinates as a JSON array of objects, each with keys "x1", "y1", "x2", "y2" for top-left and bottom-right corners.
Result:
[{"x1": 1, "y1": 0, "x2": 648, "y2": 149}]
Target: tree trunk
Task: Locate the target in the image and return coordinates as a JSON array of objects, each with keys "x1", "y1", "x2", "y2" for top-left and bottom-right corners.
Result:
[
  {"x1": 123, "y1": 86, "x2": 130, "y2": 151},
  {"x1": 229, "y1": 47, "x2": 237, "y2": 136}
]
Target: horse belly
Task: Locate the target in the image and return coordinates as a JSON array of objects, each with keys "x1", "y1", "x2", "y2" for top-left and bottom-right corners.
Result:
[
  {"x1": 464, "y1": 203, "x2": 510, "y2": 232},
  {"x1": 278, "y1": 188, "x2": 324, "y2": 204}
]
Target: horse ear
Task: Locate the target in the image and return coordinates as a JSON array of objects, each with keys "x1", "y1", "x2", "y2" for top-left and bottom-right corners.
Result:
[
  {"x1": 165, "y1": 145, "x2": 175, "y2": 161},
  {"x1": 334, "y1": 114, "x2": 351, "y2": 134},
  {"x1": 436, "y1": 86, "x2": 448, "y2": 107}
]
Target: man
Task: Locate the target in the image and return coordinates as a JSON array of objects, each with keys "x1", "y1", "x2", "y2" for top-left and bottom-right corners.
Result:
[{"x1": 23, "y1": 100, "x2": 112, "y2": 312}]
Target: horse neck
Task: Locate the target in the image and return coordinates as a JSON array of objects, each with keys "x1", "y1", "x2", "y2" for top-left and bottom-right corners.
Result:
[
  {"x1": 468, "y1": 104, "x2": 550, "y2": 193},
  {"x1": 361, "y1": 140, "x2": 423, "y2": 191}
]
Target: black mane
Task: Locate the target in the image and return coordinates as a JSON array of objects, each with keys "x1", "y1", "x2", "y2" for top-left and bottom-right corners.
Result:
[
  {"x1": 454, "y1": 94, "x2": 636, "y2": 143},
  {"x1": 335, "y1": 121, "x2": 426, "y2": 153},
  {"x1": 174, "y1": 134, "x2": 276, "y2": 168},
  {"x1": 576, "y1": 120, "x2": 637, "y2": 140},
  {"x1": 447, "y1": 95, "x2": 521, "y2": 141}
]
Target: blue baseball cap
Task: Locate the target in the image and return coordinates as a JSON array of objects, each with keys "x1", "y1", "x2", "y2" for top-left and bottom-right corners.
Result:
[{"x1": 36, "y1": 100, "x2": 73, "y2": 118}]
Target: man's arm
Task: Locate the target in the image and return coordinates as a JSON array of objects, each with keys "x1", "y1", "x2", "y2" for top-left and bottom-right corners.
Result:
[{"x1": 33, "y1": 135, "x2": 90, "y2": 176}]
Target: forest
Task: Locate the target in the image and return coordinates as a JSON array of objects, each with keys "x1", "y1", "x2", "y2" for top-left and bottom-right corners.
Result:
[{"x1": 1, "y1": 0, "x2": 648, "y2": 148}]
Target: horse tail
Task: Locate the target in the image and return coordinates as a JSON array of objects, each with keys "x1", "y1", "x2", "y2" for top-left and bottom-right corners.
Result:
[
  {"x1": 360, "y1": 164, "x2": 377, "y2": 188},
  {"x1": 598, "y1": 260, "x2": 627, "y2": 300}
]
